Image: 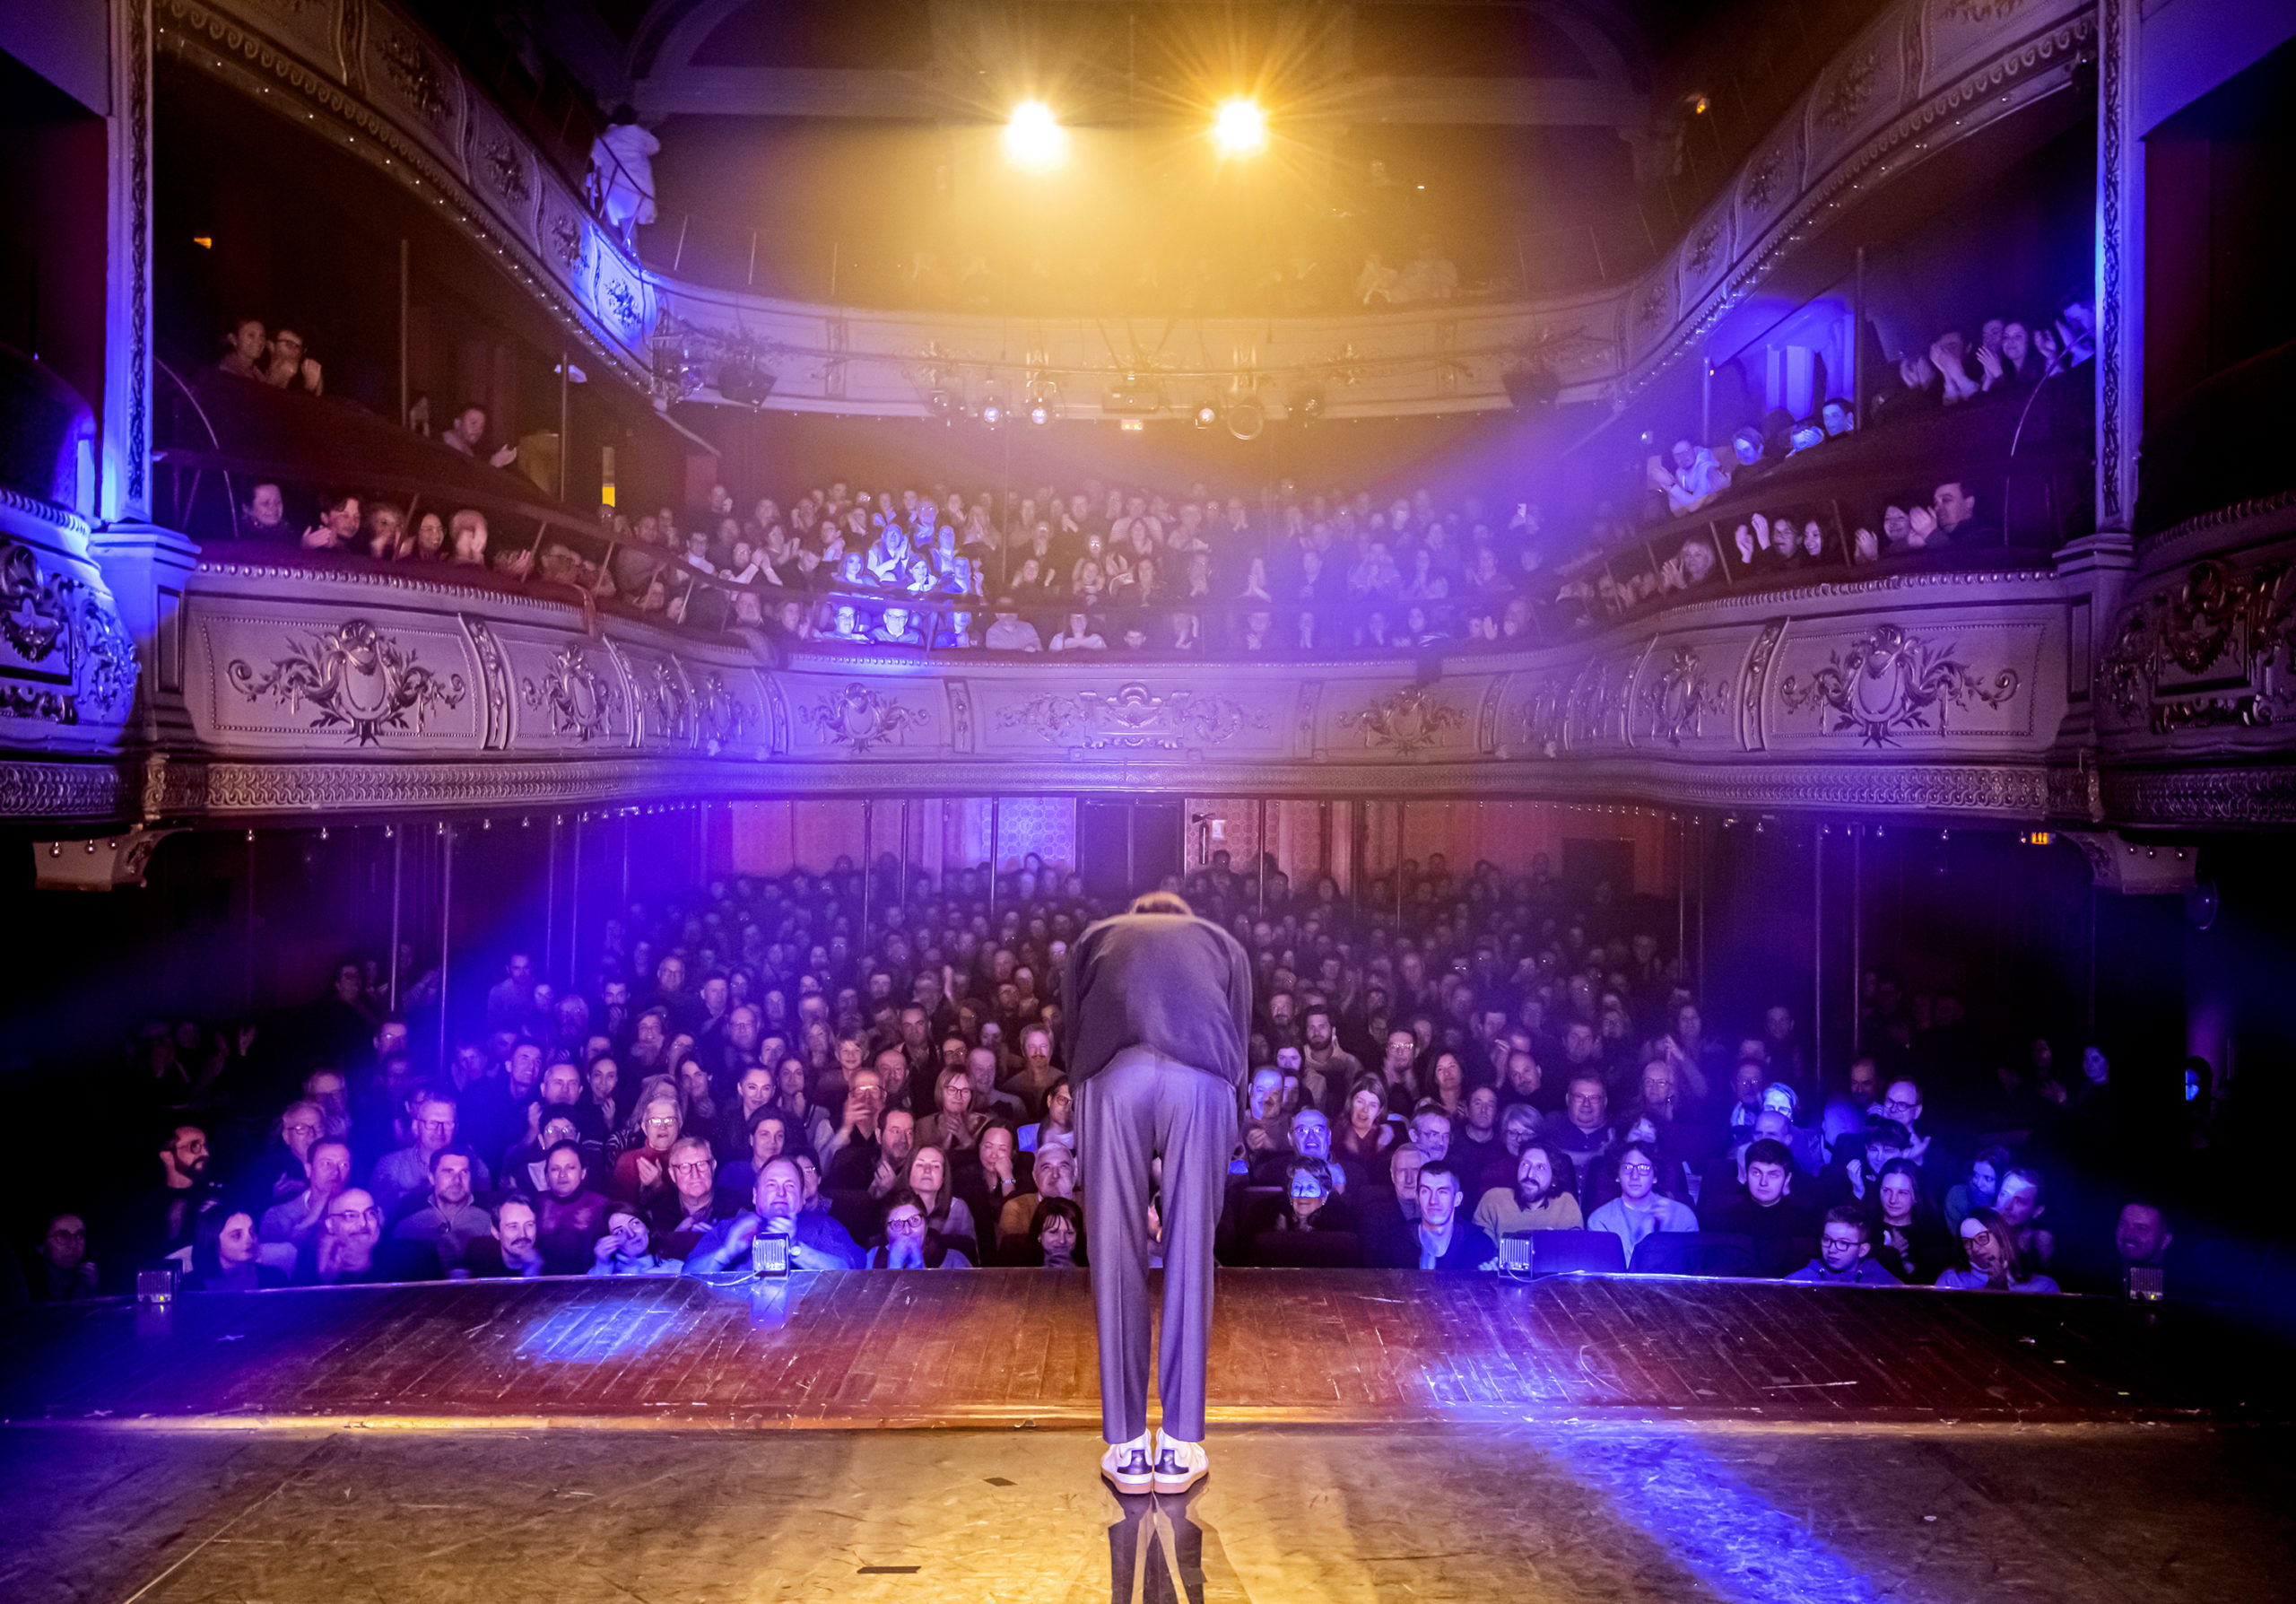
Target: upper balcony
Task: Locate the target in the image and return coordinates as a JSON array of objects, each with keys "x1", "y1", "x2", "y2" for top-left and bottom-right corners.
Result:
[
  {"x1": 13, "y1": 0, "x2": 2293, "y2": 841},
  {"x1": 151, "y1": 0, "x2": 2098, "y2": 420}
]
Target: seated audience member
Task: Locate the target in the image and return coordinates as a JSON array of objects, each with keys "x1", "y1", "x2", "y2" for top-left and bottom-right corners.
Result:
[
  {"x1": 916, "y1": 1066, "x2": 987, "y2": 1156},
  {"x1": 1412, "y1": 1161, "x2": 1496, "y2": 1271},
  {"x1": 1929, "y1": 481, "x2": 1996, "y2": 545},
  {"x1": 1336, "y1": 1074, "x2": 1397, "y2": 1170},
  {"x1": 1994, "y1": 1164, "x2": 2055, "y2": 1268},
  {"x1": 2112, "y1": 1199, "x2": 2176, "y2": 1294},
  {"x1": 259, "y1": 1137, "x2": 353, "y2": 1267},
  {"x1": 536, "y1": 1142, "x2": 613, "y2": 1274},
  {"x1": 684, "y1": 1156, "x2": 864, "y2": 1274},
  {"x1": 1049, "y1": 612, "x2": 1105, "y2": 651},
  {"x1": 1472, "y1": 1138, "x2": 1584, "y2": 1240},
  {"x1": 1821, "y1": 1117, "x2": 1911, "y2": 1210},
  {"x1": 653, "y1": 1137, "x2": 740, "y2": 1252},
  {"x1": 902, "y1": 1144, "x2": 976, "y2": 1246},
  {"x1": 387, "y1": 1147, "x2": 494, "y2": 1277},
  {"x1": 1289, "y1": 1108, "x2": 1355, "y2": 1196},
  {"x1": 589, "y1": 1204, "x2": 684, "y2": 1277},
  {"x1": 1359, "y1": 1140, "x2": 1429, "y2": 1268},
  {"x1": 300, "y1": 1188, "x2": 390, "y2": 1286},
  {"x1": 1869, "y1": 1158, "x2": 1952, "y2": 1286},
  {"x1": 866, "y1": 1188, "x2": 974, "y2": 1268},
  {"x1": 998, "y1": 1139, "x2": 1076, "y2": 1261},
  {"x1": 28, "y1": 1213, "x2": 101, "y2": 1302},
  {"x1": 215, "y1": 316, "x2": 268, "y2": 380},
  {"x1": 1703, "y1": 1137, "x2": 1817, "y2": 1277},
  {"x1": 1256, "y1": 1155, "x2": 1355, "y2": 1244},
  {"x1": 612, "y1": 1093, "x2": 683, "y2": 1210},
  {"x1": 1586, "y1": 1142, "x2": 1698, "y2": 1260},
  {"x1": 718, "y1": 1109, "x2": 788, "y2": 1199},
  {"x1": 1030, "y1": 1197, "x2": 1086, "y2": 1268},
  {"x1": 300, "y1": 491, "x2": 361, "y2": 553},
  {"x1": 371, "y1": 1094, "x2": 490, "y2": 1221},
  {"x1": 1935, "y1": 1207, "x2": 2061, "y2": 1294},
  {"x1": 186, "y1": 1209, "x2": 283, "y2": 1292},
  {"x1": 1944, "y1": 1145, "x2": 2011, "y2": 1232},
  {"x1": 970, "y1": 1122, "x2": 1026, "y2": 1253},
  {"x1": 1820, "y1": 1057, "x2": 1883, "y2": 1156},
  {"x1": 1551, "y1": 1074, "x2": 1615, "y2": 1191},
  {"x1": 1785, "y1": 1207, "x2": 1900, "y2": 1285},
  {"x1": 441, "y1": 402, "x2": 519, "y2": 468},
  {"x1": 984, "y1": 600, "x2": 1043, "y2": 652},
  {"x1": 463, "y1": 1198, "x2": 544, "y2": 1279},
  {"x1": 262, "y1": 325, "x2": 322, "y2": 394},
  {"x1": 133, "y1": 1123, "x2": 216, "y2": 1269}
]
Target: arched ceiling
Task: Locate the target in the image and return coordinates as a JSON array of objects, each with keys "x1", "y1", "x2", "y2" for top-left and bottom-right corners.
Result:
[{"x1": 620, "y1": 0, "x2": 1649, "y2": 131}]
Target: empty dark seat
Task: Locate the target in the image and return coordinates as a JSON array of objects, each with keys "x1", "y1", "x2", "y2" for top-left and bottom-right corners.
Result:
[
  {"x1": 1525, "y1": 1229, "x2": 1628, "y2": 1277},
  {"x1": 1251, "y1": 1230, "x2": 1364, "y2": 1268},
  {"x1": 1629, "y1": 1231, "x2": 1760, "y2": 1277}
]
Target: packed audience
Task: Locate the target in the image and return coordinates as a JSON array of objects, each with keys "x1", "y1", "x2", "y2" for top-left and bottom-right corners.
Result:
[
  {"x1": 208, "y1": 287, "x2": 2095, "y2": 653},
  {"x1": 12, "y1": 848, "x2": 2190, "y2": 1304},
  {"x1": 1602, "y1": 293, "x2": 2099, "y2": 614}
]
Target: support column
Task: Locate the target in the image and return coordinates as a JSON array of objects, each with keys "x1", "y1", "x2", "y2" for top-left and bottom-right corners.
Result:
[
  {"x1": 2095, "y1": 0, "x2": 2144, "y2": 536},
  {"x1": 101, "y1": 0, "x2": 153, "y2": 526}
]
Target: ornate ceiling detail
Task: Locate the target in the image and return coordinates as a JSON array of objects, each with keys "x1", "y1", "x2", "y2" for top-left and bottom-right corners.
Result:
[
  {"x1": 997, "y1": 684, "x2": 1268, "y2": 753},
  {"x1": 1776, "y1": 623, "x2": 2020, "y2": 745},
  {"x1": 225, "y1": 619, "x2": 465, "y2": 745},
  {"x1": 804, "y1": 683, "x2": 929, "y2": 754},
  {"x1": 1351, "y1": 685, "x2": 1468, "y2": 756}
]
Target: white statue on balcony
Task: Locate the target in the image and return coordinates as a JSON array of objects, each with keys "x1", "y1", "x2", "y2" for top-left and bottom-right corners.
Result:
[{"x1": 591, "y1": 113, "x2": 660, "y2": 248}]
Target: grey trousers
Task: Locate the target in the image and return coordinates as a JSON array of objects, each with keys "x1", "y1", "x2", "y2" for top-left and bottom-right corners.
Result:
[{"x1": 1076, "y1": 1046, "x2": 1239, "y2": 1444}]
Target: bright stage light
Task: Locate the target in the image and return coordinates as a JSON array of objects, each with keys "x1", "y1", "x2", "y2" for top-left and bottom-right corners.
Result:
[
  {"x1": 1004, "y1": 100, "x2": 1068, "y2": 170},
  {"x1": 1213, "y1": 98, "x2": 1266, "y2": 157}
]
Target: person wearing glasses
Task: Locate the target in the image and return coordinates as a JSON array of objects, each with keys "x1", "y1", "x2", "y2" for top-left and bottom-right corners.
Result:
[
  {"x1": 1786, "y1": 1207, "x2": 1900, "y2": 1285},
  {"x1": 649, "y1": 1137, "x2": 739, "y2": 1258},
  {"x1": 300, "y1": 1188, "x2": 387, "y2": 1286},
  {"x1": 1586, "y1": 1142, "x2": 1699, "y2": 1262}
]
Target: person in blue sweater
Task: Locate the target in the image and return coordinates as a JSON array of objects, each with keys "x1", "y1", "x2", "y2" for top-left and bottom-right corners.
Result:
[{"x1": 1786, "y1": 1206, "x2": 1902, "y2": 1286}]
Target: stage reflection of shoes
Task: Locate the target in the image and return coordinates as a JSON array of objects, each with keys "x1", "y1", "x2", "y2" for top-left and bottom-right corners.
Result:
[
  {"x1": 1100, "y1": 1434, "x2": 1154, "y2": 1494},
  {"x1": 1152, "y1": 1432, "x2": 1208, "y2": 1495}
]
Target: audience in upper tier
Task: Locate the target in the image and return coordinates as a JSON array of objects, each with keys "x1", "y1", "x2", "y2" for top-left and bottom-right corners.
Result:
[
  {"x1": 8, "y1": 848, "x2": 2199, "y2": 1304},
  {"x1": 198, "y1": 292, "x2": 2097, "y2": 653}
]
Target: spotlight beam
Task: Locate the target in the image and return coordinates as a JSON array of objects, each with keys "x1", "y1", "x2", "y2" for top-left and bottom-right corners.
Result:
[
  {"x1": 1213, "y1": 98, "x2": 1267, "y2": 157},
  {"x1": 1004, "y1": 100, "x2": 1068, "y2": 170}
]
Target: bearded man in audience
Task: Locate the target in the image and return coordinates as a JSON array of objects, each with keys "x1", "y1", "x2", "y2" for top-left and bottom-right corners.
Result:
[
  {"x1": 1472, "y1": 1138, "x2": 1582, "y2": 1240},
  {"x1": 301, "y1": 1188, "x2": 388, "y2": 1286}
]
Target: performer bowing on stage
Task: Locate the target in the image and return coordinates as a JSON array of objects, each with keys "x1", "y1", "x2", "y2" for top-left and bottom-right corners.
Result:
[{"x1": 1063, "y1": 891, "x2": 1250, "y2": 1496}]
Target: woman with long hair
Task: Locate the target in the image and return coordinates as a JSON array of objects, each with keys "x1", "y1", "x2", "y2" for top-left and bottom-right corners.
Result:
[
  {"x1": 903, "y1": 1144, "x2": 977, "y2": 1247},
  {"x1": 1871, "y1": 1157, "x2": 1953, "y2": 1286},
  {"x1": 187, "y1": 1209, "x2": 283, "y2": 1292},
  {"x1": 1936, "y1": 1207, "x2": 2061, "y2": 1293},
  {"x1": 1335, "y1": 1073, "x2": 1397, "y2": 1169}
]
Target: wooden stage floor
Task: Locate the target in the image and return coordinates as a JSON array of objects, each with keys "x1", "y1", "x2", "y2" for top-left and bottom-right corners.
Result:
[{"x1": 0, "y1": 1268, "x2": 2271, "y2": 1430}]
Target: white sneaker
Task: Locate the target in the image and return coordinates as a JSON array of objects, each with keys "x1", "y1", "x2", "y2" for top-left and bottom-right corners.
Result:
[
  {"x1": 1152, "y1": 1430, "x2": 1208, "y2": 1495},
  {"x1": 1100, "y1": 1433, "x2": 1153, "y2": 1494}
]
